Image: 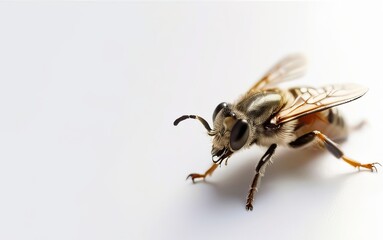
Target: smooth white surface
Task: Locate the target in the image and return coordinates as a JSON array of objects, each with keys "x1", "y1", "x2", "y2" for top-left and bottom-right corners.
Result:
[{"x1": 0, "y1": 2, "x2": 383, "y2": 240}]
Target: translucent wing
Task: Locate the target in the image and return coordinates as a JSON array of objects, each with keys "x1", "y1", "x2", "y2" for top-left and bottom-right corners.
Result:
[
  {"x1": 247, "y1": 54, "x2": 307, "y2": 95},
  {"x1": 271, "y1": 84, "x2": 368, "y2": 125}
]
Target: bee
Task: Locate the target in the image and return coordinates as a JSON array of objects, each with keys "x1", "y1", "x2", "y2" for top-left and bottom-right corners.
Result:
[{"x1": 173, "y1": 54, "x2": 380, "y2": 211}]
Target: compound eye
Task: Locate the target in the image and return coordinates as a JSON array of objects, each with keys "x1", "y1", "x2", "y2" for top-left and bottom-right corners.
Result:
[
  {"x1": 230, "y1": 119, "x2": 250, "y2": 151},
  {"x1": 212, "y1": 102, "x2": 228, "y2": 121}
]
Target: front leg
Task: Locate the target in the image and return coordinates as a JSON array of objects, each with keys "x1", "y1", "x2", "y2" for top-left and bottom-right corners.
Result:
[
  {"x1": 186, "y1": 163, "x2": 219, "y2": 183},
  {"x1": 246, "y1": 144, "x2": 277, "y2": 211}
]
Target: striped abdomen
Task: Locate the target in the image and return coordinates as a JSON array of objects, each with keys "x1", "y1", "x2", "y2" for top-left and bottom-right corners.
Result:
[{"x1": 294, "y1": 107, "x2": 348, "y2": 143}]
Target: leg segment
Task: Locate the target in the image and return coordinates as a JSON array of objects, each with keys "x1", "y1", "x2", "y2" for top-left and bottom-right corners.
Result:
[
  {"x1": 289, "y1": 130, "x2": 380, "y2": 171},
  {"x1": 246, "y1": 144, "x2": 277, "y2": 211},
  {"x1": 186, "y1": 163, "x2": 219, "y2": 183}
]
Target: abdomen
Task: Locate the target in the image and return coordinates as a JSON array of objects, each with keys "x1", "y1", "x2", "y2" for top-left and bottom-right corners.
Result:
[{"x1": 294, "y1": 108, "x2": 348, "y2": 143}]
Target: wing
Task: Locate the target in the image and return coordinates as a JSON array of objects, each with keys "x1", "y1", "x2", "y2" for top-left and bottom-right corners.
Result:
[
  {"x1": 247, "y1": 54, "x2": 307, "y2": 95},
  {"x1": 270, "y1": 84, "x2": 368, "y2": 125}
]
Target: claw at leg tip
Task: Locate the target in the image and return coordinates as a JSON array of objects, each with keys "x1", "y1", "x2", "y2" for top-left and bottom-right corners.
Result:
[{"x1": 186, "y1": 175, "x2": 194, "y2": 182}]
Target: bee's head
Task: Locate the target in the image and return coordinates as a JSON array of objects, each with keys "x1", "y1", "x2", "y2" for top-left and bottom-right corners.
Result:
[
  {"x1": 210, "y1": 102, "x2": 250, "y2": 164},
  {"x1": 173, "y1": 102, "x2": 250, "y2": 165}
]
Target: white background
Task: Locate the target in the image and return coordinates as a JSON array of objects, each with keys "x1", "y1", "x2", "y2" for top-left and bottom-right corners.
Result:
[{"x1": 0, "y1": 2, "x2": 383, "y2": 240}]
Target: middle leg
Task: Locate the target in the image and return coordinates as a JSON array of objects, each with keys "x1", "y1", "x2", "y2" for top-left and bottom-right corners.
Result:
[{"x1": 246, "y1": 144, "x2": 277, "y2": 211}]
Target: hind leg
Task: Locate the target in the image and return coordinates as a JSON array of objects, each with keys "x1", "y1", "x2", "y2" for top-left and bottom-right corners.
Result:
[{"x1": 289, "y1": 130, "x2": 380, "y2": 171}]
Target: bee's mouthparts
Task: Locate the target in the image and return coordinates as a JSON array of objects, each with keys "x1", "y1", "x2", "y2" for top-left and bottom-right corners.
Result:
[{"x1": 212, "y1": 147, "x2": 232, "y2": 165}]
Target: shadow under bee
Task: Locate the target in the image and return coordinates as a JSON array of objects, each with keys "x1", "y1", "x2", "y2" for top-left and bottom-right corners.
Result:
[{"x1": 192, "y1": 147, "x2": 360, "y2": 208}]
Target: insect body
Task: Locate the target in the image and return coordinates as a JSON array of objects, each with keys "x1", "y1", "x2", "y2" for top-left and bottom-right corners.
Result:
[{"x1": 174, "y1": 55, "x2": 379, "y2": 211}]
